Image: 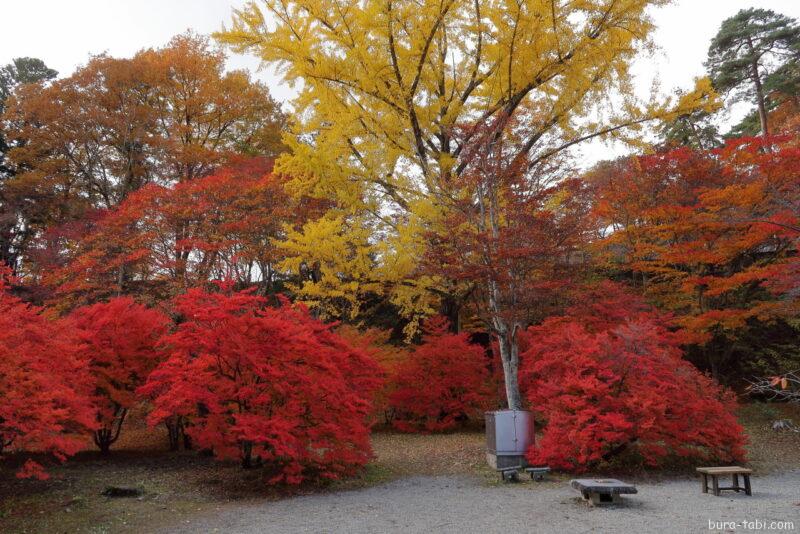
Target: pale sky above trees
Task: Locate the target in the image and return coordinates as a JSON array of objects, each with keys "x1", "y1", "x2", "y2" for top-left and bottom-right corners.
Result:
[{"x1": 2, "y1": 0, "x2": 800, "y2": 162}]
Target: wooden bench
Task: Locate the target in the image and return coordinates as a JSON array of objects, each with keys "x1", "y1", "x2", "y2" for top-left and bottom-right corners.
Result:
[
  {"x1": 696, "y1": 466, "x2": 752, "y2": 496},
  {"x1": 570, "y1": 478, "x2": 637, "y2": 506}
]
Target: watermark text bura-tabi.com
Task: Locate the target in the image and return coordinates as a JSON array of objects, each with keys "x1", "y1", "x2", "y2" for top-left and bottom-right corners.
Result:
[{"x1": 708, "y1": 518, "x2": 796, "y2": 531}]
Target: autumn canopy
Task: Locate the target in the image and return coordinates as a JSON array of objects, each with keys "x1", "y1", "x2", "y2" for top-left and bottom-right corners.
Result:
[{"x1": 2, "y1": 1, "x2": 800, "y2": 482}]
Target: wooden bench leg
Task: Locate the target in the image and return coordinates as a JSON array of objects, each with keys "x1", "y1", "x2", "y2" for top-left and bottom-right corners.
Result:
[
  {"x1": 712, "y1": 475, "x2": 720, "y2": 496},
  {"x1": 733, "y1": 473, "x2": 740, "y2": 492},
  {"x1": 701, "y1": 473, "x2": 708, "y2": 493},
  {"x1": 744, "y1": 475, "x2": 751, "y2": 496}
]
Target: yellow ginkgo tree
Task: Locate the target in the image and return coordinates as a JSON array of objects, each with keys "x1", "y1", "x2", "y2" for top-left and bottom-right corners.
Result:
[{"x1": 217, "y1": 0, "x2": 717, "y2": 408}]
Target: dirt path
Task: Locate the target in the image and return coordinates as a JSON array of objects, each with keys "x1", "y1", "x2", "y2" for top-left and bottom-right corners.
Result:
[{"x1": 161, "y1": 471, "x2": 800, "y2": 534}]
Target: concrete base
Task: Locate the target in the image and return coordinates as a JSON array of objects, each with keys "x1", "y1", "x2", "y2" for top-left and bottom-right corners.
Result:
[
  {"x1": 525, "y1": 467, "x2": 550, "y2": 481},
  {"x1": 486, "y1": 452, "x2": 526, "y2": 470},
  {"x1": 585, "y1": 492, "x2": 624, "y2": 506}
]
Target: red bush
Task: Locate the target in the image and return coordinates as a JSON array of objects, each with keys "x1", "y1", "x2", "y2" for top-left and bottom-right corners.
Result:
[
  {"x1": 389, "y1": 317, "x2": 493, "y2": 432},
  {"x1": 70, "y1": 297, "x2": 170, "y2": 453},
  {"x1": 139, "y1": 285, "x2": 382, "y2": 485},
  {"x1": 521, "y1": 284, "x2": 747, "y2": 472},
  {"x1": 0, "y1": 268, "x2": 95, "y2": 478}
]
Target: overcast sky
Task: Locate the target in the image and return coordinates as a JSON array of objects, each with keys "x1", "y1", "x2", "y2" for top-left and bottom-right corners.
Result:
[{"x1": 3, "y1": 0, "x2": 800, "y2": 161}]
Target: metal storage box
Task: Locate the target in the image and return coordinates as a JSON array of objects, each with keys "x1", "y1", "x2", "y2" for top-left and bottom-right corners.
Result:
[{"x1": 485, "y1": 409, "x2": 534, "y2": 470}]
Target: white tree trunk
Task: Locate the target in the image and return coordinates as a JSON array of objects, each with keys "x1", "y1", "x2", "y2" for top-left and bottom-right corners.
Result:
[{"x1": 494, "y1": 317, "x2": 524, "y2": 410}]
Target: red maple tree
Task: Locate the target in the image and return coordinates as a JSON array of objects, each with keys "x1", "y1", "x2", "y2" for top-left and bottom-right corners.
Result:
[
  {"x1": 389, "y1": 317, "x2": 493, "y2": 432},
  {"x1": 139, "y1": 285, "x2": 382, "y2": 484},
  {"x1": 422, "y1": 115, "x2": 592, "y2": 410},
  {"x1": 70, "y1": 297, "x2": 170, "y2": 453},
  {"x1": 42, "y1": 158, "x2": 320, "y2": 308},
  {"x1": 0, "y1": 267, "x2": 95, "y2": 478},
  {"x1": 521, "y1": 283, "x2": 746, "y2": 472}
]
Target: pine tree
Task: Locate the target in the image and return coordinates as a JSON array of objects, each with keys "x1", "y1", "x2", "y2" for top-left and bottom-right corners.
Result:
[
  {"x1": 707, "y1": 8, "x2": 800, "y2": 136},
  {"x1": 0, "y1": 58, "x2": 57, "y2": 271}
]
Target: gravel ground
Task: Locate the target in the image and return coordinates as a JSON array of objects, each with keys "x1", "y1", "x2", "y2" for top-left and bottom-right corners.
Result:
[{"x1": 161, "y1": 471, "x2": 800, "y2": 534}]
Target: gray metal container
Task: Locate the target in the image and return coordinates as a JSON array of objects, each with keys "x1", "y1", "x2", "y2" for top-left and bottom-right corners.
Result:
[{"x1": 485, "y1": 410, "x2": 534, "y2": 470}]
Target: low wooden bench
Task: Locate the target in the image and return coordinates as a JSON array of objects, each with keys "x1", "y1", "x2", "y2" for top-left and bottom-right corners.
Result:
[
  {"x1": 570, "y1": 478, "x2": 637, "y2": 506},
  {"x1": 696, "y1": 466, "x2": 752, "y2": 496}
]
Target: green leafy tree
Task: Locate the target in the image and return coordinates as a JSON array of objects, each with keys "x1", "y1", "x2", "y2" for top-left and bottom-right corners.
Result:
[
  {"x1": 707, "y1": 8, "x2": 800, "y2": 136},
  {"x1": 0, "y1": 58, "x2": 57, "y2": 271},
  {"x1": 660, "y1": 108, "x2": 721, "y2": 149},
  {"x1": 0, "y1": 58, "x2": 58, "y2": 176},
  {"x1": 764, "y1": 60, "x2": 800, "y2": 98},
  {"x1": 726, "y1": 108, "x2": 762, "y2": 138},
  {"x1": 0, "y1": 57, "x2": 57, "y2": 104},
  {"x1": 727, "y1": 61, "x2": 800, "y2": 138}
]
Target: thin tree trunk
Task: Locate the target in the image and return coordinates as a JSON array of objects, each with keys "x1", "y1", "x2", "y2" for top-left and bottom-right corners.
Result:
[
  {"x1": 752, "y1": 60, "x2": 769, "y2": 137},
  {"x1": 747, "y1": 37, "x2": 769, "y2": 137},
  {"x1": 495, "y1": 322, "x2": 524, "y2": 410},
  {"x1": 703, "y1": 343, "x2": 720, "y2": 382},
  {"x1": 115, "y1": 264, "x2": 126, "y2": 297},
  {"x1": 166, "y1": 419, "x2": 180, "y2": 451},
  {"x1": 241, "y1": 441, "x2": 253, "y2": 469},
  {"x1": 710, "y1": 357, "x2": 720, "y2": 383},
  {"x1": 93, "y1": 406, "x2": 128, "y2": 454},
  {"x1": 483, "y1": 163, "x2": 524, "y2": 410},
  {"x1": 165, "y1": 416, "x2": 189, "y2": 451},
  {"x1": 440, "y1": 293, "x2": 461, "y2": 333},
  {"x1": 0, "y1": 434, "x2": 12, "y2": 455}
]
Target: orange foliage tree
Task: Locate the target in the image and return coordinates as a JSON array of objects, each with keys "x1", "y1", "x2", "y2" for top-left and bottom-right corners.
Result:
[
  {"x1": 698, "y1": 136, "x2": 800, "y2": 322},
  {"x1": 591, "y1": 139, "x2": 799, "y2": 379},
  {"x1": 1, "y1": 33, "x2": 284, "y2": 276},
  {"x1": 334, "y1": 325, "x2": 403, "y2": 427}
]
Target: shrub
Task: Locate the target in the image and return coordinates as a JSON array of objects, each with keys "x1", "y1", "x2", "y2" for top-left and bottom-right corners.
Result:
[
  {"x1": 389, "y1": 317, "x2": 492, "y2": 432},
  {"x1": 0, "y1": 268, "x2": 95, "y2": 478},
  {"x1": 140, "y1": 286, "x2": 382, "y2": 485},
  {"x1": 521, "y1": 283, "x2": 747, "y2": 472},
  {"x1": 70, "y1": 297, "x2": 170, "y2": 453}
]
